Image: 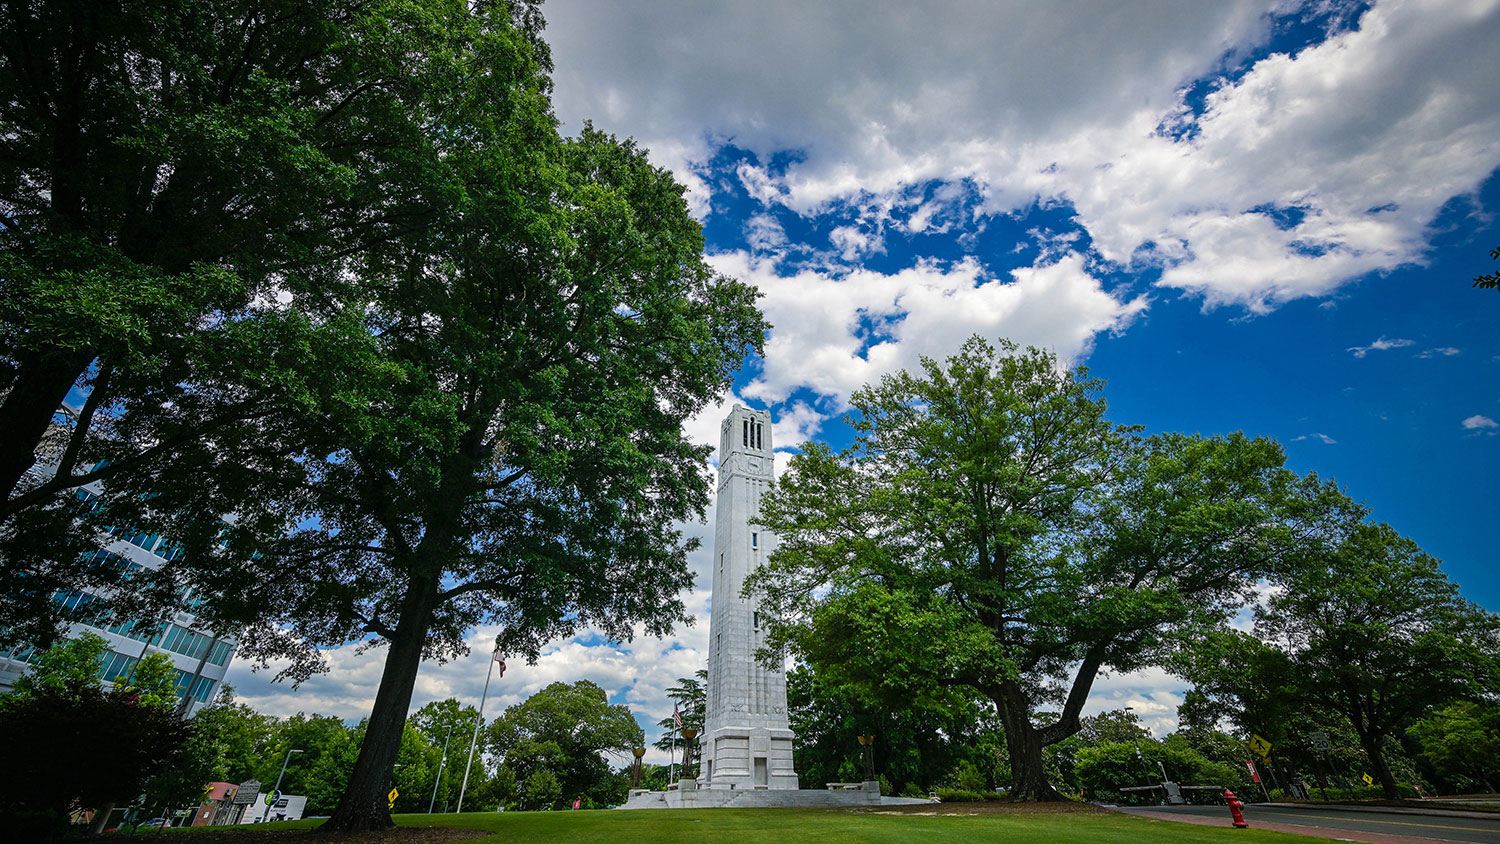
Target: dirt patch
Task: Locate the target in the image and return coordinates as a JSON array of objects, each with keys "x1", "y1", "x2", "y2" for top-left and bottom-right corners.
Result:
[
  {"x1": 859, "y1": 801, "x2": 1113, "y2": 816},
  {"x1": 105, "y1": 829, "x2": 486, "y2": 844}
]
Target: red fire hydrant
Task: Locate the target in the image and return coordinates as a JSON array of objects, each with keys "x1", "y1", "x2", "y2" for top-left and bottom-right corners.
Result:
[{"x1": 1224, "y1": 790, "x2": 1250, "y2": 828}]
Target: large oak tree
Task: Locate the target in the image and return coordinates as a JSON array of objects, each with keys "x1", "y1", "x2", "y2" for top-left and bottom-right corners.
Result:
[
  {"x1": 752, "y1": 337, "x2": 1348, "y2": 800},
  {"x1": 127, "y1": 3, "x2": 764, "y2": 830}
]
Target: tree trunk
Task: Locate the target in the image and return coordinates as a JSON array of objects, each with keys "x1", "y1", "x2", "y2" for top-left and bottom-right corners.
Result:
[
  {"x1": 995, "y1": 684, "x2": 1063, "y2": 802},
  {"x1": 320, "y1": 577, "x2": 437, "y2": 832},
  {"x1": 0, "y1": 345, "x2": 93, "y2": 505},
  {"x1": 1358, "y1": 731, "x2": 1401, "y2": 799},
  {"x1": 88, "y1": 801, "x2": 115, "y2": 835}
]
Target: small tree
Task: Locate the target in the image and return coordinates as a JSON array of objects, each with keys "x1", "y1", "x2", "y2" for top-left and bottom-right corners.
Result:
[
  {"x1": 487, "y1": 681, "x2": 639, "y2": 808},
  {"x1": 1408, "y1": 701, "x2": 1500, "y2": 793},
  {"x1": 519, "y1": 769, "x2": 561, "y2": 812},
  {"x1": 0, "y1": 636, "x2": 192, "y2": 832},
  {"x1": 411, "y1": 698, "x2": 482, "y2": 811},
  {"x1": 1262, "y1": 523, "x2": 1500, "y2": 798},
  {"x1": 653, "y1": 671, "x2": 706, "y2": 752}
]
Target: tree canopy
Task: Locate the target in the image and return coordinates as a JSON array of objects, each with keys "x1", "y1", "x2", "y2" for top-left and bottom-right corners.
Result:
[
  {"x1": 1474, "y1": 245, "x2": 1499, "y2": 290},
  {"x1": 4, "y1": 0, "x2": 765, "y2": 830},
  {"x1": 1257, "y1": 522, "x2": 1500, "y2": 798},
  {"x1": 485, "y1": 680, "x2": 638, "y2": 810},
  {"x1": 0, "y1": 0, "x2": 526, "y2": 648},
  {"x1": 752, "y1": 336, "x2": 1349, "y2": 800}
]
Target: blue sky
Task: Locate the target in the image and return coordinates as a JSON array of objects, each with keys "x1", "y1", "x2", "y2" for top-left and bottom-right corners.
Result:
[{"x1": 227, "y1": 0, "x2": 1499, "y2": 747}]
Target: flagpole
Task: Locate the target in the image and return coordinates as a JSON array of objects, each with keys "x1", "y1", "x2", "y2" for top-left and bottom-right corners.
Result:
[{"x1": 456, "y1": 645, "x2": 500, "y2": 813}]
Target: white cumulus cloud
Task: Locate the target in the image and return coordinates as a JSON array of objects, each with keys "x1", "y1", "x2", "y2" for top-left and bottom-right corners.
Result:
[{"x1": 546, "y1": 0, "x2": 1500, "y2": 311}]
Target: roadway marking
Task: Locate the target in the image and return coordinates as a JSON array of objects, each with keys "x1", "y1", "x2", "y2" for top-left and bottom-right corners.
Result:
[{"x1": 1258, "y1": 811, "x2": 1496, "y2": 834}]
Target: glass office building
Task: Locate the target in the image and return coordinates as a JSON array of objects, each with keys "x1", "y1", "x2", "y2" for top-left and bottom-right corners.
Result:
[{"x1": 0, "y1": 402, "x2": 239, "y2": 712}]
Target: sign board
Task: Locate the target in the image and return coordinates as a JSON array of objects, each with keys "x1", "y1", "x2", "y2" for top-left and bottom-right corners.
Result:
[
  {"x1": 388, "y1": 787, "x2": 399, "y2": 809},
  {"x1": 264, "y1": 789, "x2": 281, "y2": 806},
  {"x1": 1307, "y1": 731, "x2": 1332, "y2": 753},
  {"x1": 1362, "y1": 773, "x2": 1374, "y2": 786},
  {"x1": 232, "y1": 780, "x2": 261, "y2": 805},
  {"x1": 1248, "y1": 734, "x2": 1272, "y2": 759},
  {"x1": 1244, "y1": 760, "x2": 1261, "y2": 783}
]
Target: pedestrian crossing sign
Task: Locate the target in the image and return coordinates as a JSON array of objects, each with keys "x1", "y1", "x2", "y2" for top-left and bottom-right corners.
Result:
[{"x1": 388, "y1": 787, "x2": 399, "y2": 809}]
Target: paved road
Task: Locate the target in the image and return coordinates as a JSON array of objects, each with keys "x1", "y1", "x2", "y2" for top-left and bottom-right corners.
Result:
[{"x1": 1136, "y1": 804, "x2": 1500, "y2": 843}]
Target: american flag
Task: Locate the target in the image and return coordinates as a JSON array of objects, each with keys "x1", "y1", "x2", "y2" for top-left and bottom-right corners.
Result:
[{"x1": 673, "y1": 703, "x2": 682, "y2": 729}]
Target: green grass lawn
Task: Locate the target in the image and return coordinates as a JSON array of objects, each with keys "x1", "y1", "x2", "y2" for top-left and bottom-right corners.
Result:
[{"x1": 201, "y1": 805, "x2": 1334, "y2": 844}]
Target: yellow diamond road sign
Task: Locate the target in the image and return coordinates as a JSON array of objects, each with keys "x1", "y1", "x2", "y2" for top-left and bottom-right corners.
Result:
[
  {"x1": 1248, "y1": 734, "x2": 1272, "y2": 759},
  {"x1": 388, "y1": 787, "x2": 399, "y2": 808},
  {"x1": 1362, "y1": 773, "x2": 1374, "y2": 786}
]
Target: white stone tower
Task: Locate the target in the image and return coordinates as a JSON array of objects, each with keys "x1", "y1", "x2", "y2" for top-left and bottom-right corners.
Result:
[{"x1": 700, "y1": 405, "x2": 799, "y2": 790}]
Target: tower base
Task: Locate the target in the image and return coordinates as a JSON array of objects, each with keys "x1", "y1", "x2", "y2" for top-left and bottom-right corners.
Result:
[
  {"x1": 701, "y1": 725, "x2": 799, "y2": 791},
  {"x1": 618, "y1": 781, "x2": 937, "y2": 810}
]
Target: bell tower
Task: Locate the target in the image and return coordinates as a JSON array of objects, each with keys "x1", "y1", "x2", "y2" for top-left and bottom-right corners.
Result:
[{"x1": 700, "y1": 405, "x2": 798, "y2": 790}]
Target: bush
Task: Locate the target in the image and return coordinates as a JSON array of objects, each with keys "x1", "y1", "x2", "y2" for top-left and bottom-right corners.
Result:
[
  {"x1": 900, "y1": 783, "x2": 926, "y2": 798},
  {"x1": 934, "y1": 788, "x2": 1006, "y2": 802},
  {"x1": 1304, "y1": 784, "x2": 1421, "y2": 800},
  {"x1": 0, "y1": 808, "x2": 66, "y2": 841},
  {"x1": 518, "y1": 769, "x2": 562, "y2": 811},
  {"x1": 1075, "y1": 739, "x2": 1243, "y2": 802}
]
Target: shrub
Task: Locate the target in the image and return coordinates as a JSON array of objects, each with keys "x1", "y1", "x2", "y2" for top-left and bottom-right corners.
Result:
[
  {"x1": 1305, "y1": 784, "x2": 1421, "y2": 800},
  {"x1": 934, "y1": 788, "x2": 1006, "y2": 802}
]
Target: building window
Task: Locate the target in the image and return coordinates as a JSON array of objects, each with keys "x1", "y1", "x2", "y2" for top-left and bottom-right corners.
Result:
[
  {"x1": 751, "y1": 532, "x2": 757, "y2": 548},
  {"x1": 742, "y1": 419, "x2": 749, "y2": 446},
  {"x1": 753, "y1": 611, "x2": 760, "y2": 630}
]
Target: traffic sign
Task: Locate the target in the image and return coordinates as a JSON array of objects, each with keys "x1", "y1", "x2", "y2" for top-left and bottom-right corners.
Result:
[
  {"x1": 388, "y1": 787, "x2": 399, "y2": 809},
  {"x1": 264, "y1": 789, "x2": 281, "y2": 806},
  {"x1": 1362, "y1": 773, "x2": 1374, "y2": 786},
  {"x1": 1248, "y1": 734, "x2": 1272, "y2": 759},
  {"x1": 232, "y1": 780, "x2": 261, "y2": 805},
  {"x1": 1307, "y1": 731, "x2": 1331, "y2": 753}
]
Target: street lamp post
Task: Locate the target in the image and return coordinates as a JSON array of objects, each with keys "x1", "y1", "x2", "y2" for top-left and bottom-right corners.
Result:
[
  {"x1": 1123, "y1": 707, "x2": 1158, "y2": 792},
  {"x1": 261, "y1": 748, "x2": 303, "y2": 822},
  {"x1": 429, "y1": 722, "x2": 456, "y2": 813},
  {"x1": 679, "y1": 728, "x2": 698, "y2": 781},
  {"x1": 632, "y1": 747, "x2": 646, "y2": 789},
  {"x1": 857, "y1": 735, "x2": 875, "y2": 782}
]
